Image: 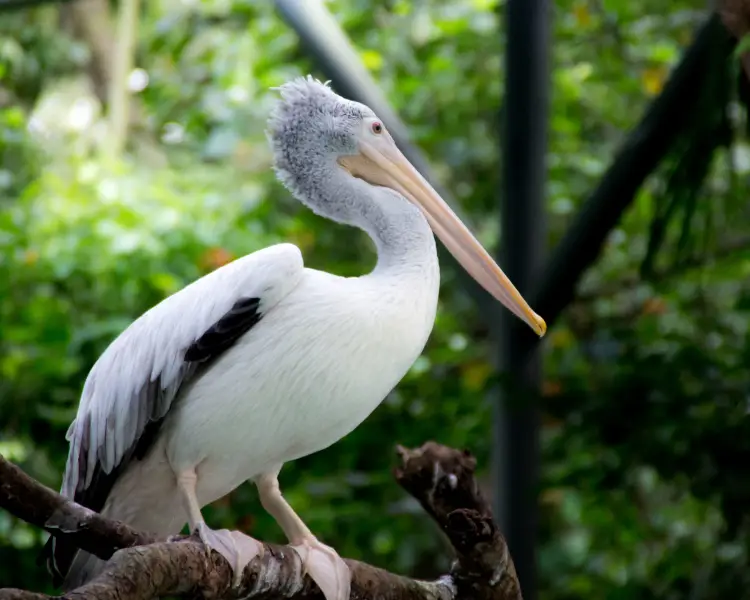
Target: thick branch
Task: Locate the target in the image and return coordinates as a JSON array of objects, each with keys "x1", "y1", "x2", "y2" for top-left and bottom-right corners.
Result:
[
  {"x1": 394, "y1": 443, "x2": 521, "y2": 600},
  {"x1": 0, "y1": 443, "x2": 520, "y2": 600},
  {"x1": 0, "y1": 454, "x2": 156, "y2": 559},
  {"x1": 1, "y1": 539, "x2": 451, "y2": 600}
]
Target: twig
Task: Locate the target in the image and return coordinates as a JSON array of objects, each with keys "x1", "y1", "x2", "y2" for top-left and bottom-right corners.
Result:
[{"x1": 0, "y1": 443, "x2": 521, "y2": 600}]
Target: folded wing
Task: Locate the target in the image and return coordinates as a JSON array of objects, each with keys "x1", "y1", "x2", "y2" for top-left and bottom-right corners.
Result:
[{"x1": 43, "y1": 243, "x2": 304, "y2": 583}]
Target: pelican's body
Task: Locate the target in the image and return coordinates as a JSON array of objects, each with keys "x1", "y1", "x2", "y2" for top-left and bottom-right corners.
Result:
[
  {"x1": 104, "y1": 224, "x2": 437, "y2": 534},
  {"x1": 44, "y1": 77, "x2": 545, "y2": 597},
  {"x1": 173, "y1": 259, "x2": 437, "y2": 496}
]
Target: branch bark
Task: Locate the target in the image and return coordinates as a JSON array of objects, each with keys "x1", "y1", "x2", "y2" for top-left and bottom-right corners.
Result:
[{"x1": 0, "y1": 442, "x2": 521, "y2": 600}]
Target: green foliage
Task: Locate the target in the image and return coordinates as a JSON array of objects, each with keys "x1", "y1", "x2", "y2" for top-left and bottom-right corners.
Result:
[{"x1": 2, "y1": 0, "x2": 749, "y2": 597}]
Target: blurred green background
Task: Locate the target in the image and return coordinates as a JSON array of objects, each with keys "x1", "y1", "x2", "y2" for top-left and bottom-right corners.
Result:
[{"x1": 2, "y1": 0, "x2": 750, "y2": 597}]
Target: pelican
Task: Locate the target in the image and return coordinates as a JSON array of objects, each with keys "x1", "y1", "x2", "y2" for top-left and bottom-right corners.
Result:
[{"x1": 42, "y1": 76, "x2": 546, "y2": 600}]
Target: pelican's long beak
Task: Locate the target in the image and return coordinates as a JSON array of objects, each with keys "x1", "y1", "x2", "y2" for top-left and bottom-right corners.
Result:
[{"x1": 339, "y1": 138, "x2": 546, "y2": 337}]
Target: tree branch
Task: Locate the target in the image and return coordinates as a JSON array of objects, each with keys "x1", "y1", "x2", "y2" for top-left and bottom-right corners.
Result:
[{"x1": 0, "y1": 442, "x2": 520, "y2": 600}]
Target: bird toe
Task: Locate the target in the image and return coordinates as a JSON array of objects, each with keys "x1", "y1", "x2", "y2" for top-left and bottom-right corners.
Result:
[
  {"x1": 292, "y1": 538, "x2": 351, "y2": 600},
  {"x1": 195, "y1": 523, "x2": 264, "y2": 588}
]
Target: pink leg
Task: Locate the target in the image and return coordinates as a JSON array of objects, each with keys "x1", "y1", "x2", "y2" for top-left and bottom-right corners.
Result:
[
  {"x1": 177, "y1": 468, "x2": 263, "y2": 587},
  {"x1": 255, "y1": 470, "x2": 350, "y2": 600}
]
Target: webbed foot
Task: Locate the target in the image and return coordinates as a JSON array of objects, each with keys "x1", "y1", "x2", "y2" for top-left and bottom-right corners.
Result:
[
  {"x1": 195, "y1": 522, "x2": 264, "y2": 588},
  {"x1": 292, "y1": 535, "x2": 350, "y2": 600}
]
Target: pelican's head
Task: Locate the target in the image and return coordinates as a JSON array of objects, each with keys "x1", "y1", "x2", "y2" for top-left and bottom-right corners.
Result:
[{"x1": 267, "y1": 76, "x2": 546, "y2": 338}]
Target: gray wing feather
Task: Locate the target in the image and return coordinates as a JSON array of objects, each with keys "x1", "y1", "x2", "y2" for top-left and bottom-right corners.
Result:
[{"x1": 60, "y1": 243, "x2": 304, "y2": 500}]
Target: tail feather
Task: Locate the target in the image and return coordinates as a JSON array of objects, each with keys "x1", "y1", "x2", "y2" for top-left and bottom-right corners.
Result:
[
  {"x1": 39, "y1": 535, "x2": 79, "y2": 588},
  {"x1": 39, "y1": 524, "x2": 108, "y2": 590},
  {"x1": 62, "y1": 550, "x2": 108, "y2": 591},
  {"x1": 39, "y1": 455, "x2": 187, "y2": 590}
]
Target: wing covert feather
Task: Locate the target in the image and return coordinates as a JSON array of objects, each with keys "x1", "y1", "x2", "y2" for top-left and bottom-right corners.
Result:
[{"x1": 60, "y1": 243, "x2": 304, "y2": 504}]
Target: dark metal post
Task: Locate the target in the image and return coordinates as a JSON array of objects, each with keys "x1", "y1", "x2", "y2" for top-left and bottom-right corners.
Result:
[{"x1": 494, "y1": 0, "x2": 549, "y2": 599}]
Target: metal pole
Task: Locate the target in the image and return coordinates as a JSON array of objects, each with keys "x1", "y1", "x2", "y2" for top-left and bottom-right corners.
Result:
[{"x1": 494, "y1": 0, "x2": 549, "y2": 598}]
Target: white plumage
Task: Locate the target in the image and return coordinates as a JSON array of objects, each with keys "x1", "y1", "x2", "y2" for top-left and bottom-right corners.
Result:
[
  {"x1": 64, "y1": 244, "x2": 304, "y2": 497},
  {"x1": 45, "y1": 77, "x2": 545, "y2": 600}
]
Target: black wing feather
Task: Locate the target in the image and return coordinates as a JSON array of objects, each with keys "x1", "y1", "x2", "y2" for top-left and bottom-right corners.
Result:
[
  {"x1": 184, "y1": 297, "x2": 262, "y2": 362},
  {"x1": 41, "y1": 296, "x2": 263, "y2": 585}
]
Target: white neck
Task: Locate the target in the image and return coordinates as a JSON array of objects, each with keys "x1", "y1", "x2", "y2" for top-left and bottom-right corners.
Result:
[
  {"x1": 295, "y1": 164, "x2": 438, "y2": 278},
  {"x1": 360, "y1": 184, "x2": 438, "y2": 276}
]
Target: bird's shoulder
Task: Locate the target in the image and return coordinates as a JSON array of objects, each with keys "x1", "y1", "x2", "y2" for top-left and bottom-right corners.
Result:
[
  {"x1": 61, "y1": 243, "x2": 305, "y2": 498},
  {"x1": 164, "y1": 242, "x2": 304, "y2": 312},
  {"x1": 97, "y1": 243, "x2": 304, "y2": 363}
]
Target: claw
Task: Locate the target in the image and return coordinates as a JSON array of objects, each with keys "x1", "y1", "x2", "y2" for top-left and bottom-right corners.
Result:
[
  {"x1": 195, "y1": 522, "x2": 264, "y2": 588},
  {"x1": 291, "y1": 536, "x2": 350, "y2": 600}
]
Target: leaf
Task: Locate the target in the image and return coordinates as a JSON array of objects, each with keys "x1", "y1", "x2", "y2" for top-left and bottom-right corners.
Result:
[
  {"x1": 573, "y1": 2, "x2": 591, "y2": 27},
  {"x1": 461, "y1": 361, "x2": 492, "y2": 391},
  {"x1": 641, "y1": 66, "x2": 667, "y2": 96},
  {"x1": 360, "y1": 49, "x2": 383, "y2": 71}
]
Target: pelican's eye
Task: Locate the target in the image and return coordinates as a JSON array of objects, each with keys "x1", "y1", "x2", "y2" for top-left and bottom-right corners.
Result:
[{"x1": 371, "y1": 121, "x2": 383, "y2": 135}]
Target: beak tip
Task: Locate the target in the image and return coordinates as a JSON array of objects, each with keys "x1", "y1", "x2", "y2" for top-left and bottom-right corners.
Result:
[{"x1": 534, "y1": 316, "x2": 547, "y2": 338}]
